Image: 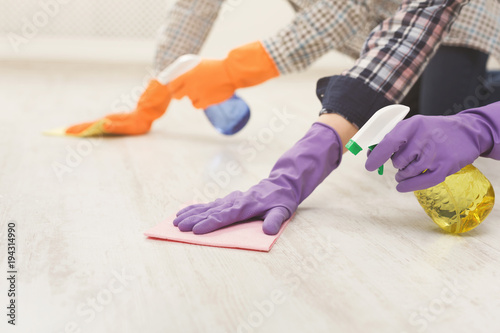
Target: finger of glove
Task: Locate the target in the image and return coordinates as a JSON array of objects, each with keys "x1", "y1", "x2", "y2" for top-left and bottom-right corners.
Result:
[
  {"x1": 176, "y1": 203, "x2": 210, "y2": 217},
  {"x1": 173, "y1": 203, "x2": 214, "y2": 226},
  {"x1": 103, "y1": 119, "x2": 149, "y2": 135},
  {"x1": 396, "y1": 169, "x2": 446, "y2": 192},
  {"x1": 174, "y1": 202, "x2": 225, "y2": 226},
  {"x1": 191, "y1": 198, "x2": 268, "y2": 234},
  {"x1": 65, "y1": 121, "x2": 97, "y2": 135},
  {"x1": 176, "y1": 202, "x2": 233, "y2": 231},
  {"x1": 392, "y1": 133, "x2": 450, "y2": 182},
  {"x1": 262, "y1": 207, "x2": 290, "y2": 235},
  {"x1": 389, "y1": 139, "x2": 430, "y2": 182},
  {"x1": 175, "y1": 197, "x2": 228, "y2": 218},
  {"x1": 365, "y1": 132, "x2": 407, "y2": 171},
  {"x1": 390, "y1": 142, "x2": 421, "y2": 170},
  {"x1": 191, "y1": 206, "x2": 245, "y2": 234},
  {"x1": 394, "y1": 160, "x2": 429, "y2": 183},
  {"x1": 192, "y1": 97, "x2": 209, "y2": 110},
  {"x1": 105, "y1": 113, "x2": 131, "y2": 121},
  {"x1": 169, "y1": 75, "x2": 188, "y2": 100}
]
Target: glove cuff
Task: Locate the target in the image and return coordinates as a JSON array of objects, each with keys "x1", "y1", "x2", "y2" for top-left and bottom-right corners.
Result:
[
  {"x1": 266, "y1": 122, "x2": 343, "y2": 209},
  {"x1": 458, "y1": 102, "x2": 500, "y2": 160},
  {"x1": 310, "y1": 122, "x2": 344, "y2": 172},
  {"x1": 224, "y1": 41, "x2": 280, "y2": 88}
]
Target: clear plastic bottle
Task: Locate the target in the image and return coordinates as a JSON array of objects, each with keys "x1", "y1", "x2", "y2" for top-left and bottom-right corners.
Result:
[
  {"x1": 204, "y1": 94, "x2": 250, "y2": 135},
  {"x1": 414, "y1": 164, "x2": 495, "y2": 233}
]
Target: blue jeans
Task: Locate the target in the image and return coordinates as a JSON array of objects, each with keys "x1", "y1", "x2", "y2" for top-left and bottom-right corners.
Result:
[{"x1": 402, "y1": 45, "x2": 500, "y2": 117}]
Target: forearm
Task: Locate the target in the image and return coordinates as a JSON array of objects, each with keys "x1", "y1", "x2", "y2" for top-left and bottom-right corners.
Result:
[
  {"x1": 264, "y1": 121, "x2": 343, "y2": 207},
  {"x1": 317, "y1": 113, "x2": 358, "y2": 153},
  {"x1": 317, "y1": 0, "x2": 469, "y2": 129},
  {"x1": 461, "y1": 102, "x2": 500, "y2": 160},
  {"x1": 153, "y1": 0, "x2": 224, "y2": 73}
]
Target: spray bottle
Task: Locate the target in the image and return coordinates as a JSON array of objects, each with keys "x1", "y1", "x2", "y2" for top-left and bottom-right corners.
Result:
[
  {"x1": 413, "y1": 165, "x2": 494, "y2": 233},
  {"x1": 157, "y1": 55, "x2": 250, "y2": 135},
  {"x1": 346, "y1": 105, "x2": 495, "y2": 233}
]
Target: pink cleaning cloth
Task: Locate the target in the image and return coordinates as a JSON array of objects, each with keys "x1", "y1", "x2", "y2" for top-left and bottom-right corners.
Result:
[{"x1": 144, "y1": 215, "x2": 294, "y2": 252}]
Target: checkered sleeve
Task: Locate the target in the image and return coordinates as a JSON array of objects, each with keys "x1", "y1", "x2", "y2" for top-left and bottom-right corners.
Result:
[
  {"x1": 153, "y1": 0, "x2": 224, "y2": 74},
  {"x1": 317, "y1": 0, "x2": 469, "y2": 128},
  {"x1": 262, "y1": 0, "x2": 371, "y2": 75}
]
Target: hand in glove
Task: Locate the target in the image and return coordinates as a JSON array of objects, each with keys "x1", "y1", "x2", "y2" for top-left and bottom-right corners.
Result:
[
  {"x1": 366, "y1": 102, "x2": 500, "y2": 192},
  {"x1": 169, "y1": 41, "x2": 279, "y2": 109},
  {"x1": 174, "y1": 122, "x2": 342, "y2": 234},
  {"x1": 64, "y1": 80, "x2": 171, "y2": 136}
]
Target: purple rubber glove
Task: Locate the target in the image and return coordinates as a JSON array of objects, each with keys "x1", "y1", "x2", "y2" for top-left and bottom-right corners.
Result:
[
  {"x1": 365, "y1": 102, "x2": 500, "y2": 192},
  {"x1": 174, "y1": 122, "x2": 343, "y2": 235}
]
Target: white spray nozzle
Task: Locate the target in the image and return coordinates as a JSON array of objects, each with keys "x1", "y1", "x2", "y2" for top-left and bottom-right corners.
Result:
[
  {"x1": 346, "y1": 104, "x2": 410, "y2": 155},
  {"x1": 156, "y1": 54, "x2": 201, "y2": 85},
  {"x1": 346, "y1": 104, "x2": 410, "y2": 175}
]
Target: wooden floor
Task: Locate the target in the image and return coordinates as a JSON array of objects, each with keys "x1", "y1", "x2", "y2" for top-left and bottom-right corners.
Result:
[{"x1": 1, "y1": 59, "x2": 500, "y2": 333}]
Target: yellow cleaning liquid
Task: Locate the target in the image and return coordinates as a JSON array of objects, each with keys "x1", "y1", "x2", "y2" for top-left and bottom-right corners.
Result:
[{"x1": 414, "y1": 165, "x2": 495, "y2": 233}]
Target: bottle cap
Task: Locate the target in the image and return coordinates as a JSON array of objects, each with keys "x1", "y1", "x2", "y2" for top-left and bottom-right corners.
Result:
[{"x1": 345, "y1": 139, "x2": 362, "y2": 155}]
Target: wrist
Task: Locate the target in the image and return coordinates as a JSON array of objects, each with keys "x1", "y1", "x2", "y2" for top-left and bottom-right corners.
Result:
[
  {"x1": 317, "y1": 112, "x2": 358, "y2": 153},
  {"x1": 316, "y1": 75, "x2": 393, "y2": 129},
  {"x1": 458, "y1": 106, "x2": 499, "y2": 157}
]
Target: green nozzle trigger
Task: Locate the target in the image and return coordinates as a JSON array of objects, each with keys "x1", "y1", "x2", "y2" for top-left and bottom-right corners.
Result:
[
  {"x1": 368, "y1": 144, "x2": 384, "y2": 175},
  {"x1": 346, "y1": 140, "x2": 384, "y2": 175}
]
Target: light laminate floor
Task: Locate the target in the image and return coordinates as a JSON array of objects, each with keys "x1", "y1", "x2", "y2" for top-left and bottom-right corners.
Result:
[{"x1": 1, "y1": 59, "x2": 500, "y2": 333}]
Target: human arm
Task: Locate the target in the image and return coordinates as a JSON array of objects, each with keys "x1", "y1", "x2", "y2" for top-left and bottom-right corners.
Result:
[
  {"x1": 153, "y1": 0, "x2": 224, "y2": 73},
  {"x1": 365, "y1": 102, "x2": 500, "y2": 192},
  {"x1": 316, "y1": 0, "x2": 469, "y2": 129},
  {"x1": 173, "y1": 0, "x2": 471, "y2": 234},
  {"x1": 174, "y1": 120, "x2": 344, "y2": 235},
  {"x1": 261, "y1": 0, "x2": 378, "y2": 74},
  {"x1": 62, "y1": 0, "x2": 223, "y2": 136},
  {"x1": 169, "y1": 0, "x2": 382, "y2": 109},
  {"x1": 173, "y1": 111, "x2": 357, "y2": 234}
]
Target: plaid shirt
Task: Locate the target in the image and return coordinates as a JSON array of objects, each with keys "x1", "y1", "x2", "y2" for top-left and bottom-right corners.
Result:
[
  {"x1": 153, "y1": 0, "x2": 224, "y2": 73},
  {"x1": 263, "y1": 0, "x2": 500, "y2": 75},
  {"x1": 156, "y1": 0, "x2": 499, "y2": 74},
  {"x1": 153, "y1": 0, "x2": 315, "y2": 72},
  {"x1": 155, "y1": 0, "x2": 498, "y2": 126},
  {"x1": 317, "y1": 0, "x2": 472, "y2": 128},
  {"x1": 345, "y1": 0, "x2": 467, "y2": 103}
]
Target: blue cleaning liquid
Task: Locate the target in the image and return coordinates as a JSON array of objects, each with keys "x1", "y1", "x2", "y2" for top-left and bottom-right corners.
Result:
[{"x1": 204, "y1": 94, "x2": 250, "y2": 135}]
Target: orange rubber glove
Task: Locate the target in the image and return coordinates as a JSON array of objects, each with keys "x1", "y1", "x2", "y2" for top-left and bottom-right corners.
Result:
[
  {"x1": 65, "y1": 80, "x2": 171, "y2": 136},
  {"x1": 169, "y1": 41, "x2": 280, "y2": 109}
]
